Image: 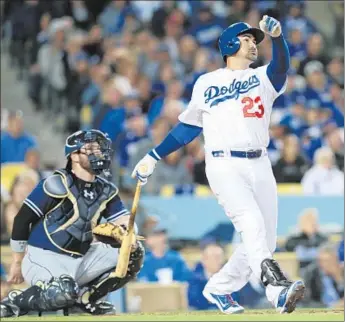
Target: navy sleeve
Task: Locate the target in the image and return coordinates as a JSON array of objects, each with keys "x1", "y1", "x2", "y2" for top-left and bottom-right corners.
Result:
[
  {"x1": 266, "y1": 35, "x2": 290, "y2": 93},
  {"x1": 23, "y1": 179, "x2": 55, "y2": 218},
  {"x1": 103, "y1": 195, "x2": 130, "y2": 222},
  {"x1": 149, "y1": 122, "x2": 202, "y2": 160}
]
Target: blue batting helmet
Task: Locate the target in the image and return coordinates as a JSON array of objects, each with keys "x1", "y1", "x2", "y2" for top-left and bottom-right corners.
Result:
[{"x1": 218, "y1": 22, "x2": 265, "y2": 62}]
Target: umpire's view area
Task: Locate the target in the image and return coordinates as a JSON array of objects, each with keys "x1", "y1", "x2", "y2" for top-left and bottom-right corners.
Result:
[{"x1": 0, "y1": 0, "x2": 344, "y2": 321}]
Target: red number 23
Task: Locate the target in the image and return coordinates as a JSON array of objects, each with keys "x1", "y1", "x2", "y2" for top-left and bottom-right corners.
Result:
[{"x1": 242, "y1": 96, "x2": 265, "y2": 118}]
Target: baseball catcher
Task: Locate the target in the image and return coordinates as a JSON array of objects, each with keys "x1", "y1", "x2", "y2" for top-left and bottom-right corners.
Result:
[{"x1": 0, "y1": 129, "x2": 145, "y2": 317}]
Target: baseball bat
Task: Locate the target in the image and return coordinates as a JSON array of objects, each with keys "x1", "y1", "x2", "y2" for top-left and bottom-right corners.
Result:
[{"x1": 112, "y1": 180, "x2": 142, "y2": 278}]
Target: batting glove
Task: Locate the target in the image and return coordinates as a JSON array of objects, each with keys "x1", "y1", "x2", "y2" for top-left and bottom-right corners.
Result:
[
  {"x1": 131, "y1": 154, "x2": 157, "y2": 185},
  {"x1": 259, "y1": 15, "x2": 282, "y2": 38}
]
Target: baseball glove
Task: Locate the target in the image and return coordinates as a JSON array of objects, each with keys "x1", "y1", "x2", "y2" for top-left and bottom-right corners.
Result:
[{"x1": 92, "y1": 223, "x2": 144, "y2": 248}]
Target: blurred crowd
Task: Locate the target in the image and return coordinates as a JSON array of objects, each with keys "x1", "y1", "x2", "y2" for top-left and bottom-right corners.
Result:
[{"x1": 1, "y1": 0, "x2": 344, "y2": 196}]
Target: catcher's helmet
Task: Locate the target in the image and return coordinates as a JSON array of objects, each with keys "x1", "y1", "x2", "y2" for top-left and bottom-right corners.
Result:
[
  {"x1": 65, "y1": 129, "x2": 113, "y2": 175},
  {"x1": 218, "y1": 22, "x2": 265, "y2": 62}
]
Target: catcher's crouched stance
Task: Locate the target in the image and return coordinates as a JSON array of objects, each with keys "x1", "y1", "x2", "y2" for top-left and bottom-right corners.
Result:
[{"x1": 0, "y1": 130, "x2": 145, "y2": 317}]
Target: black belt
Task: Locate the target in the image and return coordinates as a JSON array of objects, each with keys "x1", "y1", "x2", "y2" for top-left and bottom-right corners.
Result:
[{"x1": 212, "y1": 149, "x2": 263, "y2": 159}]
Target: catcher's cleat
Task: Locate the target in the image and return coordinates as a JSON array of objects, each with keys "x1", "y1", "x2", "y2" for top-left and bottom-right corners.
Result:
[
  {"x1": 76, "y1": 289, "x2": 116, "y2": 315},
  {"x1": 1, "y1": 303, "x2": 15, "y2": 318},
  {"x1": 0, "y1": 290, "x2": 23, "y2": 318},
  {"x1": 76, "y1": 300, "x2": 116, "y2": 315}
]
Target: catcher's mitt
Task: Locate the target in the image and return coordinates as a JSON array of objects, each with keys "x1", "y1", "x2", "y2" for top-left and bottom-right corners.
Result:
[{"x1": 92, "y1": 223, "x2": 144, "y2": 248}]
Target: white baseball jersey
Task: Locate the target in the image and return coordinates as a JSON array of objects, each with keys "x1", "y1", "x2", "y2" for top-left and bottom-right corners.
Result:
[{"x1": 179, "y1": 65, "x2": 287, "y2": 151}]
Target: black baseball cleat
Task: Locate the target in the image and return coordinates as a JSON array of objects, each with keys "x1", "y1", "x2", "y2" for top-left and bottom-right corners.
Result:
[
  {"x1": 0, "y1": 290, "x2": 23, "y2": 318},
  {"x1": 76, "y1": 300, "x2": 116, "y2": 315},
  {"x1": 0, "y1": 303, "x2": 15, "y2": 318}
]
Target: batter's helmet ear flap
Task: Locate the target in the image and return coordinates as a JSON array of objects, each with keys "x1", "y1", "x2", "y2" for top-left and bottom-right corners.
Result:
[{"x1": 224, "y1": 36, "x2": 241, "y2": 62}]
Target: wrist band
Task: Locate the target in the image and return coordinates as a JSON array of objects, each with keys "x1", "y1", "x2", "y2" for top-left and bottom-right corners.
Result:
[{"x1": 10, "y1": 239, "x2": 28, "y2": 252}]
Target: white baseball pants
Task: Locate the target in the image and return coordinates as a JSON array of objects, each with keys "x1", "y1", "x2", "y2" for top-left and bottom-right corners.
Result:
[{"x1": 204, "y1": 151, "x2": 284, "y2": 306}]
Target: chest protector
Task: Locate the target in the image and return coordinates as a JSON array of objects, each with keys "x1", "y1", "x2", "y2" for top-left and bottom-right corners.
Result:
[{"x1": 41, "y1": 169, "x2": 118, "y2": 256}]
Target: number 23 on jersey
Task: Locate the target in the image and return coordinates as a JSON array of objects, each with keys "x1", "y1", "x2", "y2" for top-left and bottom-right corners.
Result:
[{"x1": 242, "y1": 96, "x2": 265, "y2": 118}]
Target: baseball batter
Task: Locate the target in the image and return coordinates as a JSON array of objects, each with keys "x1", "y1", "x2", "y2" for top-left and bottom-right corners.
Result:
[
  {"x1": 132, "y1": 16, "x2": 305, "y2": 314},
  {"x1": 1, "y1": 130, "x2": 144, "y2": 317}
]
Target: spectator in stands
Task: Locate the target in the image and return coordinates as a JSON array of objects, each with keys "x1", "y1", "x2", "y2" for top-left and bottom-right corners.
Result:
[
  {"x1": 287, "y1": 27, "x2": 307, "y2": 73},
  {"x1": 1, "y1": 111, "x2": 37, "y2": 164},
  {"x1": 24, "y1": 149, "x2": 45, "y2": 180},
  {"x1": 279, "y1": 103, "x2": 308, "y2": 137},
  {"x1": 151, "y1": 1, "x2": 178, "y2": 39},
  {"x1": 273, "y1": 134, "x2": 309, "y2": 183},
  {"x1": 162, "y1": 9, "x2": 187, "y2": 64},
  {"x1": 98, "y1": 0, "x2": 129, "y2": 37},
  {"x1": 297, "y1": 33, "x2": 329, "y2": 76},
  {"x1": 148, "y1": 79, "x2": 186, "y2": 126},
  {"x1": 80, "y1": 63, "x2": 112, "y2": 130},
  {"x1": 70, "y1": 0, "x2": 93, "y2": 31},
  {"x1": 3, "y1": 169, "x2": 39, "y2": 238},
  {"x1": 302, "y1": 243, "x2": 344, "y2": 308},
  {"x1": 301, "y1": 147, "x2": 344, "y2": 195},
  {"x1": 91, "y1": 78, "x2": 124, "y2": 142},
  {"x1": 27, "y1": 12, "x2": 52, "y2": 112},
  {"x1": 226, "y1": 0, "x2": 249, "y2": 26},
  {"x1": 282, "y1": 1, "x2": 318, "y2": 43},
  {"x1": 325, "y1": 128, "x2": 344, "y2": 171},
  {"x1": 285, "y1": 208, "x2": 327, "y2": 271},
  {"x1": 37, "y1": 22, "x2": 69, "y2": 115},
  {"x1": 188, "y1": 243, "x2": 226, "y2": 310},
  {"x1": 187, "y1": 5, "x2": 226, "y2": 49},
  {"x1": 326, "y1": 57, "x2": 344, "y2": 88},
  {"x1": 138, "y1": 225, "x2": 191, "y2": 283},
  {"x1": 178, "y1": 35, "x2": 199, "y2": 76},
  {"x1": 303, "y1": 61, "x2": 344, "y2": 128}
]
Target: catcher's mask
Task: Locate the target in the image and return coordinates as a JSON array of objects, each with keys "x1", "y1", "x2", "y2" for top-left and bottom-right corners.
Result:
[{"x1": 65, "y1": 130, "x2": 113, "y2": 175}]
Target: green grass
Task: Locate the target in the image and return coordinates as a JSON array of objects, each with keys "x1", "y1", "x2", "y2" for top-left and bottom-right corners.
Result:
[{"x1": 3, "y1": 309, "x2": 344, "y2": 321}]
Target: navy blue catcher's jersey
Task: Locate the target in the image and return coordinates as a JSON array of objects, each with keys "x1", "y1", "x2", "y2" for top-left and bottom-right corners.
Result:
[{"x1": 24, "y1": 175, "x2": 129, "y2": 255}]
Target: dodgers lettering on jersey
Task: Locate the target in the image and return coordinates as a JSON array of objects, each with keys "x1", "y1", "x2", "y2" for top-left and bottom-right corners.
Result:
[
  {"x1": 178, "y1": 65, "x2": 287, "y2": 151},
  {"x1": 204, "y1": 75, "x2": 260, "y2": 107}
]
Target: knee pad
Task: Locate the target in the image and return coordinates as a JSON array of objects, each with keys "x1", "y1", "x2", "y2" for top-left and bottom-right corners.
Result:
[
  {"x1": 87, "y1": 241, "x2": 145, "y2": 303},
  {"x1": 44, "y1": 275, "x2": 79, "y2": 308},
  {"x1": 12, "y1": 275, "x2": 78, "y2": 313},
  {"x1": 260, "y1": 258, "x2": 292, "y2": 288}
]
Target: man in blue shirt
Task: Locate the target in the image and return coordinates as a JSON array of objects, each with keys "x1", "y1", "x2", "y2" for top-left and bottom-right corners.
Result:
[
  {"x1": 138, "y1": 225, "x2": 191, "y2": 283},
  {"x1": 187, "y1": 6, "x2": 227, "y2": 48},
  {"x1": 188, "y1": 243, "x2": 235, "y2": 310},
  {"x1": 1, "y1": 111, "x2": 37, "y2": 164}
]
